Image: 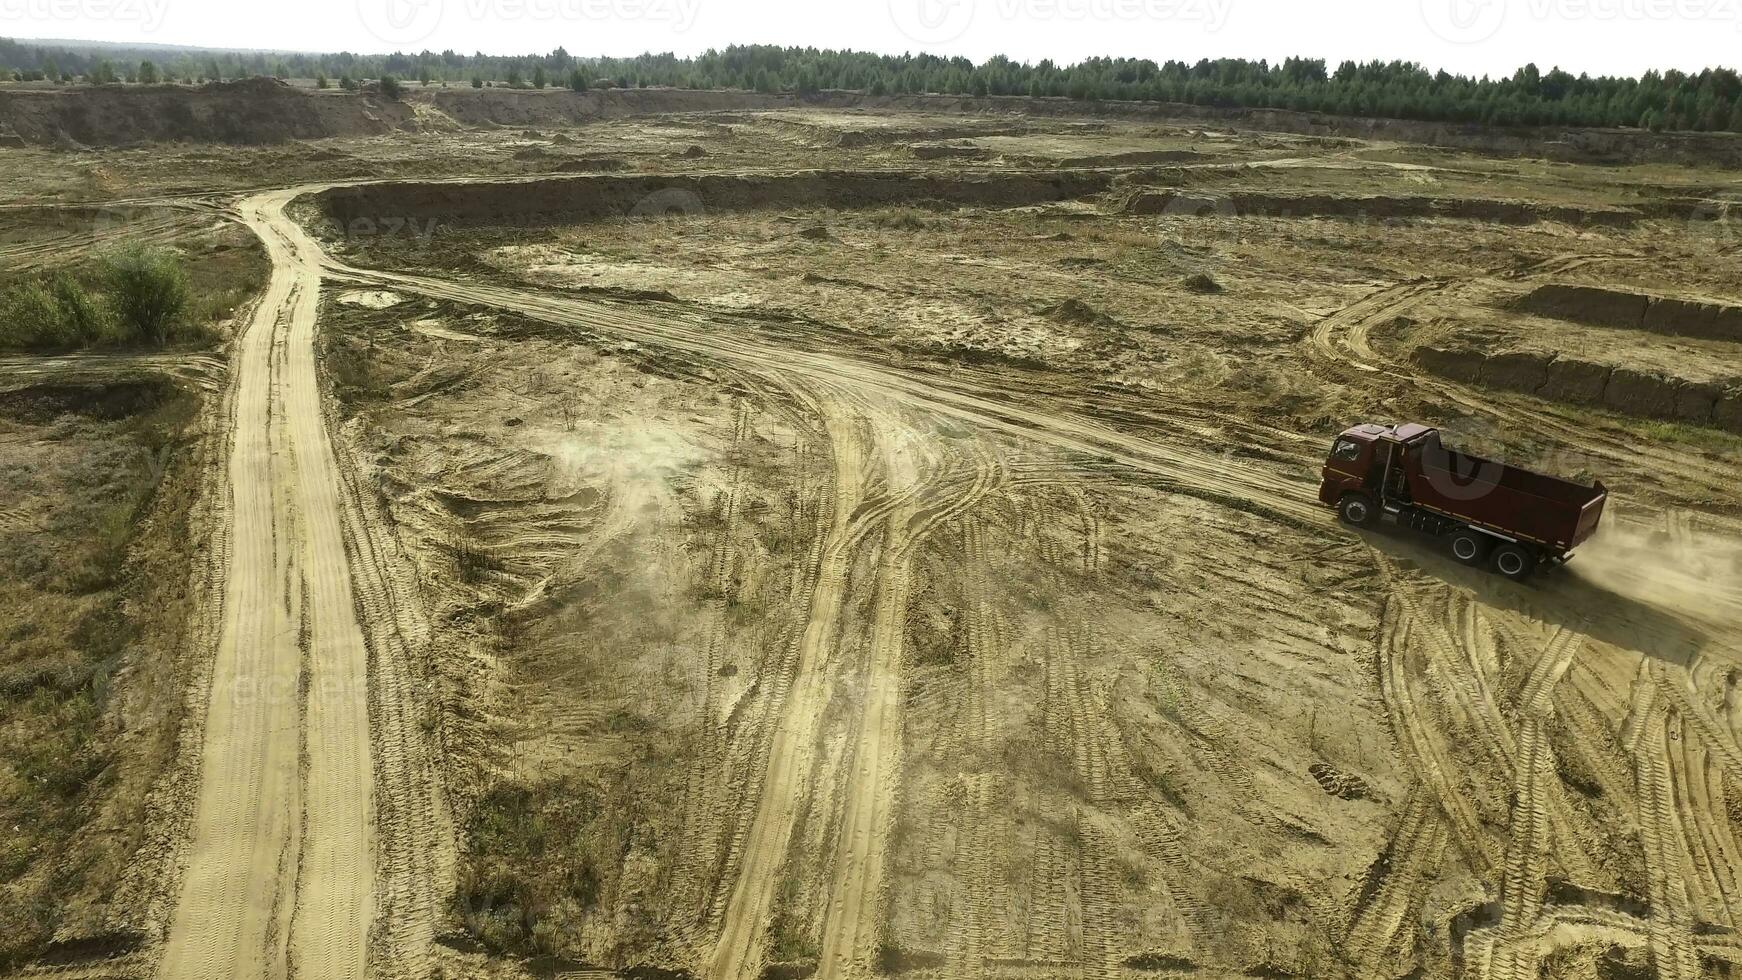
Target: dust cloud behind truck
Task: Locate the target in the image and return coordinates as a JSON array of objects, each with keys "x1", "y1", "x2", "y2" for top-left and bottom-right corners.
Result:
[{"x1": 1319, "y1": 422, "x2": 1607, "y2": 580}]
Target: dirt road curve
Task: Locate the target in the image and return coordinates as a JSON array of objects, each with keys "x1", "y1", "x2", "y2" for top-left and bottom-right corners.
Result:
[
  {"x1": 133, "y1": 170, "x2": 1741, "y2": 980},
  {"x1": 158, "y1": 190, "x2": 375, "y2": 980}
]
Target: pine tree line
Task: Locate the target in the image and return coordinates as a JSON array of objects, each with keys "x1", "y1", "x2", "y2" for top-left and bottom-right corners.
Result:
[{"x1": 3, "y1": 39, "x2": 1740, "y2": 134}]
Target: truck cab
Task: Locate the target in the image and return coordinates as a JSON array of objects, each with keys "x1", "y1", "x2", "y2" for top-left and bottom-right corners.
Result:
[{"x1": 1319, "y1": 422, "x2": 1606, "y2": 581}]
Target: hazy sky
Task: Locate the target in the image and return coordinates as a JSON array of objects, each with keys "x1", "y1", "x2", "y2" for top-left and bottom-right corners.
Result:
[{"x1": 2, "y1": 0, "x2": 1736, "y2": 78}]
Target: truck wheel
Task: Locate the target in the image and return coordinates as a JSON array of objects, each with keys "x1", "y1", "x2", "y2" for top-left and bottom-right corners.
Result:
[
  {"x1": 1491, "y1": 544, "x2": 1536, "y2": 581},
  {"x1": 1338, "y1": 493, "x2": 1377, "y2": 528},
  {"x1": 1448, "y1": 528, "x2": 1492, "y2": 565}
]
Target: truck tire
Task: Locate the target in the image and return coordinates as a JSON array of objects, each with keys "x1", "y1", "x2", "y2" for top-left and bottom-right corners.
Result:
[
  {"x1": 1491, "y1": 543, "x2": 1536, "y2": 581},
  {"x1": 1447, "y1": 528, "x2": 1492, "y2": 565},
  {"x1": 1338, "y1": 493, "x2": 1377, "y2": 528}
]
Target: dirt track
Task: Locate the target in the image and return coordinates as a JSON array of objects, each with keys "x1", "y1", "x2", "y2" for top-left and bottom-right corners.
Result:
[
  {"x1": 8, "y1": 103, "x2": 1742, "y2": 980},
  {"x1": 157, "y1": 189, "x2": 375, "y2": 979}
]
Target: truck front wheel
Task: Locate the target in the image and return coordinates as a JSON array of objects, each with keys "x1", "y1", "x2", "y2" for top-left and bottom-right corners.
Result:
[
  {"x1": 1338, "y1": 493, "x2": 1377, "y2": 528},
  {"x1": 1448, "y1": 528, "x2": 1492, "y2": 565},
  {"x1": 1491, "y1": 543, "x2": 1537, "y2": 581}
]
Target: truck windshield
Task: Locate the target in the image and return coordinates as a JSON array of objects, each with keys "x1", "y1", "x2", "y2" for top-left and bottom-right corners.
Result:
[{"x1": 1331, "y1": 439, "x2": 1361, "y2": 461}]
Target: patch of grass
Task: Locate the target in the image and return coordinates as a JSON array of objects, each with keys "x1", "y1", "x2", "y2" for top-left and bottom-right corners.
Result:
[
  {"x1": 0, "y1": 244, "x2": 233, "y2": 352},
  {"x1": 866, "y1": 207, "x2": 940, "y2": 231},
  {"x1": 1624, "y1": 417, "x2": 1741, "y2": 454},
  {"x1": 0, "y1": 380, "x2": 201, "y2": 968},
  {"x1": 766, "y1": 873, "x2": 821, "y2": 965},
  {"x1": 454, "y1": 774, "x2": 630, "y2": 957}
]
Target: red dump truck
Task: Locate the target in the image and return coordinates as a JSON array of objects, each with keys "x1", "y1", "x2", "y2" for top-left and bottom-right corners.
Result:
[{"x1": 1319, "y1": 422, "x2": 1607, "y2": 580}]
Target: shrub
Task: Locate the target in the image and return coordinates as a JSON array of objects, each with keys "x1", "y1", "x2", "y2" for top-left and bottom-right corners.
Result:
[
  {"x1": 378, "y1": 74, "x2": 403, "y2": 99},
  {"x1": 568, "y1": 69, "x2": 587, "y2": 93},
  {"x1": 0, "y1": 281, "x2": 77, "y2": 349},
  {"x1": 471, "y1": 75, "x2": 483, "y2": 89},
  {"x1": 1183, "y1": 272, "x2": 1224, "y2": 294},
  {"x1": 316, "y1": 73, "x2": 329, "y2": 89},
  {"x1": 101, "y1": 245, "x2": 189, "y2": 346},
  {"x1": 52, "y1": 273, "x2": 110, "y2": 341}
]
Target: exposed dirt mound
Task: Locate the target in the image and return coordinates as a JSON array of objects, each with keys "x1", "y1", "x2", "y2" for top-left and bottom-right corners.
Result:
[
  {"x1": 1119, "y1": 189, "x2": 1638, "y2": 227},
  {"x1": 1512, "y1": 283, "x2": 1742, "y2": 341},
  {"x1": 909, "y1": 141, "x2": 990, "y2": 160},
  {"x1": 0, "y1": 78, "x2": 412, "y2": 146},
  {"x1": 0, "y1": 377, "x2": 177, "y2": 423},
  {"x1": 1042, "y1": 297, "x2": 1120, "y2": 327},
  {"x1": 423, "y1": 86, "x2": 783, "y2": 129},
  {"x1": 312, "y1": 170, "x2": 1114, "y2": 228},
  {"x1": 1413, "y1": 344, "x2": 1742, "y2": 431},
  {"x1": 816, "y1": 91, "x2": 1742, "y2": 167}
]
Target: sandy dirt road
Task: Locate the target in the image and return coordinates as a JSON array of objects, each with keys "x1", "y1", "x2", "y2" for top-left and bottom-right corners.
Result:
[
  {"x1": 141, "y1": 167, "x2": 1742, "y2": 980},
  {"x1": 157, "y1": 189, "x2": 375, "y2": 980}
]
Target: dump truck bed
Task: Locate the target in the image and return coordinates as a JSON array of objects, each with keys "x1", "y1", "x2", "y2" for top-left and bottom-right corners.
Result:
[{"x1": 1402, "y1": 431, "x2": 1606, "y2": 554}]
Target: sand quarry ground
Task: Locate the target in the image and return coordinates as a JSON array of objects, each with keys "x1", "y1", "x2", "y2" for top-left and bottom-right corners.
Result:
[{"x1": 3, "y1": 96, "x2": 1742, "y2": 980}]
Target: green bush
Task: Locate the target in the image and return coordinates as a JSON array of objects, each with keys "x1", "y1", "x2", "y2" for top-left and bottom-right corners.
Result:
[
  {"x1": 378, "y1": 74, "x2": 402, "y2": 99},
  {"x1": 0, "y1": 281, "x2": 78, "y2": 349},
  {"x1": 101, "y1": 245, "x2": 189, "y2": 346},
  {"x1": 0, "y1": 274, "x2": 112, "y2": 349},
  {"x1": 53, "y1": 274, "x2": 110, "y2": 340}
]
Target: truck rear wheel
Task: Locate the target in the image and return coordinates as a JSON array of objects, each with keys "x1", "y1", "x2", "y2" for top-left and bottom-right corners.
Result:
[
  {"x1": 1491, "y1": 543, "x2": 1536, "y2": 581},
  {"x1": 1448, "y1": 528, "x2": 1492, "y2": 565},
  {"x1": 1338, "y1": 493, "x2": 1377, "y2": 528}
]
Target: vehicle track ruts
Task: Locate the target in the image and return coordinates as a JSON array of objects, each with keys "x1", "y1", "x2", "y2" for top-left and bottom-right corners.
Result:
[
  {"x1": 1487, "y1": 714, "x2": 1556, "y2": 980},
  {"x1": 157, "y1": 191, "x2": 377, "y2": 980},
  {"x1": 817, "y1": 426, "x2": 1009, "y2": 980},
  {"x1": 814, "y1": 414, "x2": 924, "y2": 980},
  {"x1": 327, "y1": 265, "x2": 1329, "y2": 529},
  {"x1": 668, "y1": 397, "x2": 753, "y2": 944},
  {"x1": 1624, "y1": 676, "x2": 1703, "y2": 980},
  {"x1": 1344, "y1": 789, "x2": 1447, "y2": 975},
  {"x1": 1374, "y1": 576, "x2": 1499, "y2": 871},
  {"x1": 1305, "y1": 279, "x2": 1445, "y2": 372},
  {"x1": 706, "y1": 394, "x2": 869, "y2": 980}
]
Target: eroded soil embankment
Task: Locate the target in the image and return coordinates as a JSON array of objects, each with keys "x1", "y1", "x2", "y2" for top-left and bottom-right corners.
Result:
[
  {"x1": 1413, "y1": 345, "x2": 1742, "y2": 431},
  {"x1": 0, "y1": 81, "x2": 797, "y2": 147},
  {"x1": 311, "y1": 170, "x2": 1114, "y2": 228},
  {"x1": 1512, "y1": 284, "x2": 1742, "y2": 341},
  {"x1": 1120, "y1": 189, "x2": 1640, "y2": 227}
]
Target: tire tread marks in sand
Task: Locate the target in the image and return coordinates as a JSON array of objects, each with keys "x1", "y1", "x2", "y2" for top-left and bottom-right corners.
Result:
[
  {"x1": 816, "y1": 437, "x2": 1003, "y2": 979},
  {"x1": 1376, "y1": 585, "x2": 1498, "y2": 872},
  {"x1": 158, "y1": 191, "x2": 377, "y2": 980},
  {"x1": 706, "y1": 397, "x2": 867, "y2": 980},
  {"x1": 1624, "y1": 672, "x2": 1703, "y2": 980},
  {"x1": 1345, "y1": 789, "x2": 1448, "y2": 976}
]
